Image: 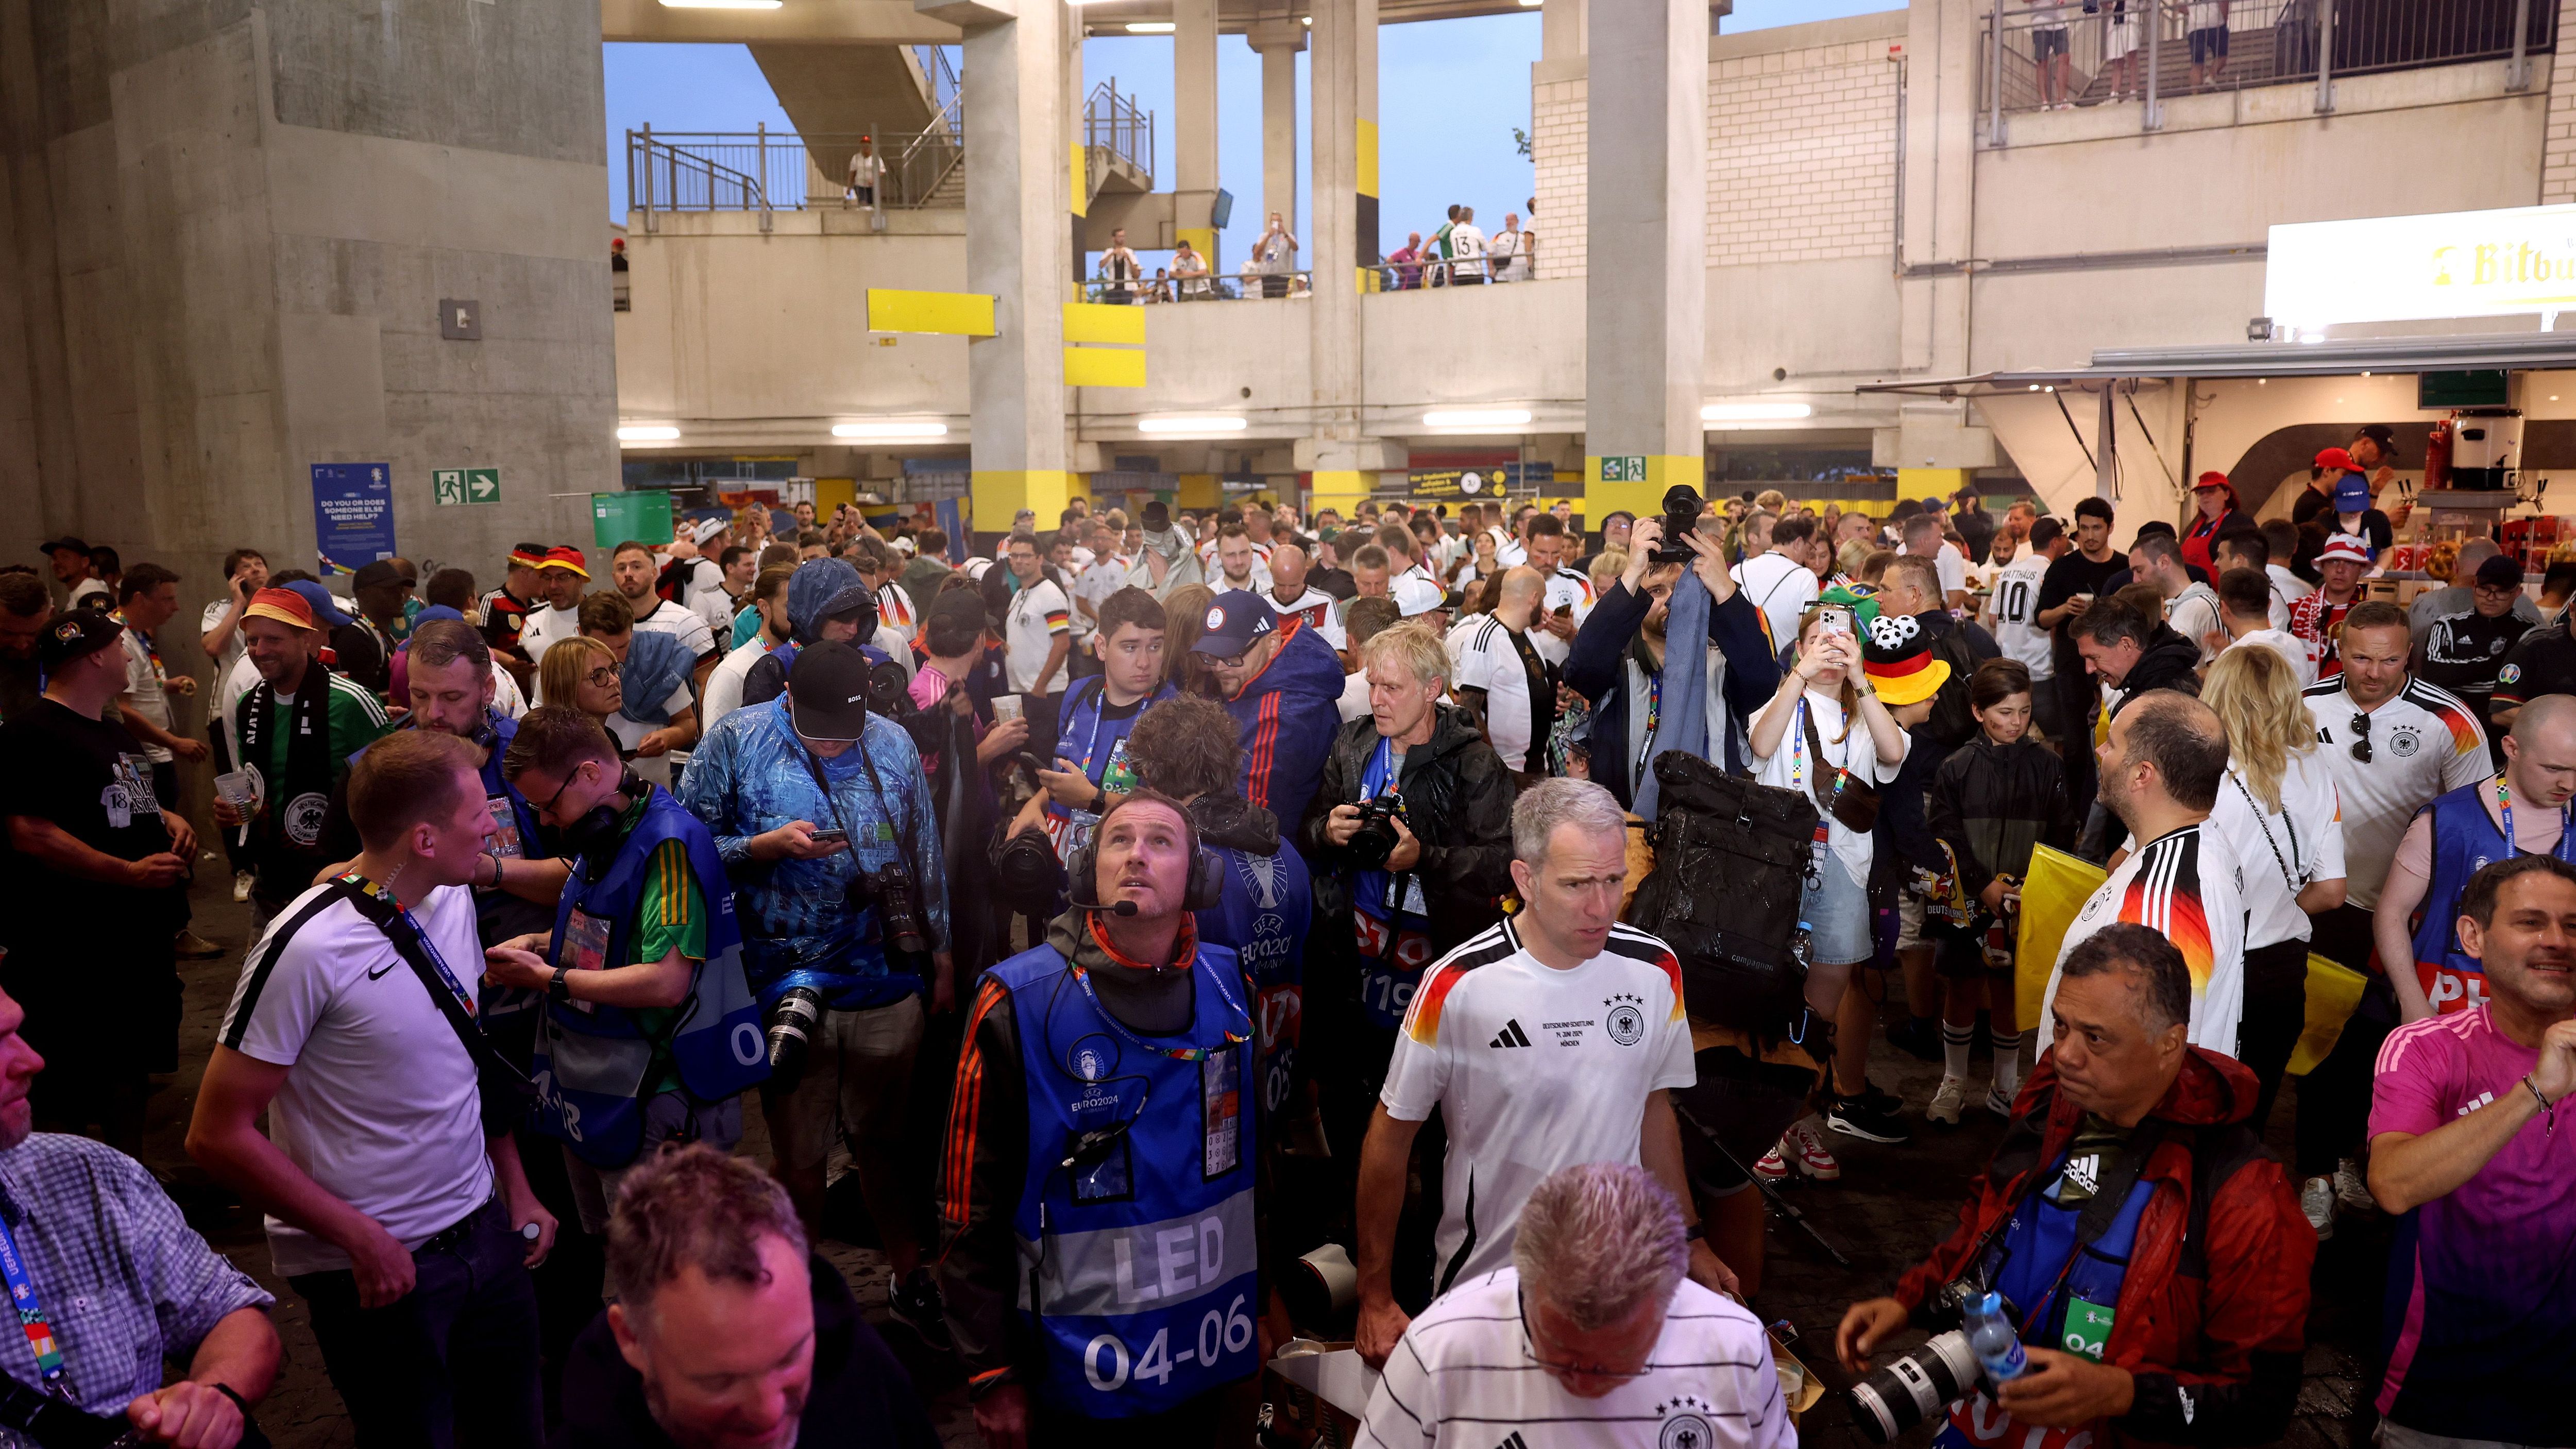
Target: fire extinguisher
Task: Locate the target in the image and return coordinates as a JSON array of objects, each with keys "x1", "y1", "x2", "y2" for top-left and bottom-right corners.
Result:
[{"x1": 2425, "y1": 419, "x2": 2454, "y2": 491}]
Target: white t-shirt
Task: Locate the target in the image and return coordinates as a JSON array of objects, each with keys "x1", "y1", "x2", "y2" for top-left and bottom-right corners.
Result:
[
  {"x1": 1266, "y1": 586, "x2": 1345, "y2": 650},
  {"x1": 1005, "y1": 577, "x2": 1072, "y2": 693},
  {"x1": 1380, "y1": 919, "x2": 1695, "y2": 1288},
  {"x1": 2209, "y1": 753, "x2": 2345, "y2": 948},
  {"x1": 67, "y1": 579, "x2": 110, "y2": 611},
  {"x1": 1529, "y1": 567, "x2": 1597, "y2": 667},
  {"x1": 1731, "y1": 551, "x2": 1819, "y2": 656},
  {"x1": 1450, "y1": 615, "x2": 1541, "y2": 770},
  {"x1": 1338, "y1": 668, "x2": 1374, "y2": 723},
  {"x1": 629, "y1": 595, "x2": 718, "y2": 663},
  {"x1": 2168, "y1": 580, "x2": 2224, "y2": 663},
  {"x1": 2268, "y1": 563, "x2": 2315, "y2": 604},
  {"x1": 1989, "y1": 552, "x2": 2054, "y2": 680},
  {"x1": 1072, "y1": 558, "x2": 1129, "y2": 639},
  {"x1": 2305, "y1": 678, "x2": 2490, "y2": 911},
  {"x1": 200, "y1": 598, "x2": 249, "y2": 691},
  {"x1": 1448, "y1": 223, "x2": 1487, "y2": 266},
  {"x1": 702, "y1": 634, "x2": 768, "y2": 731},
  {"x1": 848, "y1": 150, "x2": 884, "y2": 187},
  {"x1": 2227, "y1": 628, "x2": 2315, "y2": 688},
  {"x1": 1750, "y1": 689, "x2": 1907, "y2": 887},
  {"x1": 1908, "y1": 540, "x2": 1970, "y2": 600},
  {"x1": 2040, "y1": 822, "x2": 2247, "y2": 1057},
  {"x1": 1356, "y1": 1268, "x2": 1794, "y2": 1449},
  {"x1": 219, "y1": 882, "x2": 496, "y2": 1276},
  {"x1": 117, "y1": 629, "x2": 173, "y2": 764},
  {"x1": 518, "y1": 602, "x2": 581, "y2": 664},
  {"x1": 877, "y1": 581, "x2": 921, "y2": 649}
]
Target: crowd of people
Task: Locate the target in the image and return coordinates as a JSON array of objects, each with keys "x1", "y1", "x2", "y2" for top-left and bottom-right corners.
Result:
[{"x1": 0, "y1": 460, "x2": 2565, "y2": 1449}]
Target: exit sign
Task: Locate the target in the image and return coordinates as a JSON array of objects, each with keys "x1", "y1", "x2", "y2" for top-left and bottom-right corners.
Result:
[
  {"x1": 1599, "y1": 456, "x2": 1648, "y2": 482},
  {"x1": 433, "y1": 467, "x2": 501, "y2": 506}
]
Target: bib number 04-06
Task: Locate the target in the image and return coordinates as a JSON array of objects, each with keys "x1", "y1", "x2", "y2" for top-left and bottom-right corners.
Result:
[{"x1": 1082, "y1": 1294, "x2": 1256, "y2": 1391}]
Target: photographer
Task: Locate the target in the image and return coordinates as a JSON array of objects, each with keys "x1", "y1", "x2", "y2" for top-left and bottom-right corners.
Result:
[
  {"x1": 0, "y1": 986, "x2": 280, "y2": 1449},
  {"x1": 1835, "y1": 924, "x2": 2311, "y2": 1449},
  {"x1": 739, "y1": 559, "x2": 904, "y2": 711},
  {"x1": 1297, "y1": 622, "x2": 1514, "y2": 1294},
  {"x1": 1561, "y1": 512, "x2": 1781, "y2": 808},
  {"x1": 938, "y1": 792, "x2": 1268, "y2": 1446},
  {"x1": 482, "y1": 709, "x2": 766, "y2": 1276},
  {"x1": 676, "y1": 642, "x2": 952, "y2": 1344}
]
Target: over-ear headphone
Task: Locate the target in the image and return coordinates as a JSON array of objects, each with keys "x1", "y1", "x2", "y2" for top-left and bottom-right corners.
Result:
[
  {"x1": 1066, "y1": 829, "x2": 1225, "y2": 915},
  {"x1": 467, "y1": 709, "x2": 499, "y2": 752},
  {"x1": 565, "y1": 762, "x2": 649, "y2": 877}
]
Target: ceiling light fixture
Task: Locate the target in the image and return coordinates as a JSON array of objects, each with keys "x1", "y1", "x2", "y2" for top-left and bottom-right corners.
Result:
[
  {"x1": 657, "y1": 0, "x2": 784, "y2": 9},
  {"x1": 1137, "y1": 414, "x2": 1248, "y2": 434},
  {"x1": 617, "y1": 425, "x2": 682, "y2": 442},
  {"x1": 1700, "y1": 401, "x2": 1815, "y2": 423},
  {"x1": 832, "y1": 421, "x2": 950, "y2": 440},
  {"x1": 1421, "y1": 408, "x2": 1532, "y2": 428}
]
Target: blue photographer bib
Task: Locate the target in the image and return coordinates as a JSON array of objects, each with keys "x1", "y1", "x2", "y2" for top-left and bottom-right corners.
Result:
[
  {"x1": 992, "y1": 932, "x2": 1261, "y2": 1418},
  {"x1": 534, "y1": 787, "x2": 768, "y2": 1167},
  {"x1": 1351, "y1": 736, "x2": 1433, "y2": 1031}
]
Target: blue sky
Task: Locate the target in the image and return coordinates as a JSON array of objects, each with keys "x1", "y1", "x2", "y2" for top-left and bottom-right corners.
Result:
[{"x1": 601, "y1": 0, "x2": 1901, "y2": 263}]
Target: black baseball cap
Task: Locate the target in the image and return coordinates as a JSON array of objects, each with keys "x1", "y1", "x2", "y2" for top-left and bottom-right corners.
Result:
[
  {"x1": 2474, "y1": 553, "x2": 2524, "y2": 588},
  {"x1": 38, "y1": 536, "x2": 88, "y2": 557},
  {"x1": 39, "y1": 609, "x2": 123, "y2": 668},
  {"x1": 786, "y1": 640, "x2": 874, "y2": 742},
  {"x1": 352, "y1": 559, "x2": 405, "y2": 591},
  {"x1": 2355, "y1": 423, "x2": 2397, "y2": 457}
]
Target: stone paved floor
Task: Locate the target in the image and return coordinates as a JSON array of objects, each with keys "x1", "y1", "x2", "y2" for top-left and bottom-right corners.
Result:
[{"x1": 137, "y1": 875, "x2": 2376, "y2": 1447}]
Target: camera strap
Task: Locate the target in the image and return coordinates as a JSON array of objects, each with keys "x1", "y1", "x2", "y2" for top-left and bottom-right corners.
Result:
[
  {"x1": 330, "y1": 875, "x2": 537, "y2": 1134},
  {"x1": 794, "y1": 730, "x2": 923, "y2": 897}
]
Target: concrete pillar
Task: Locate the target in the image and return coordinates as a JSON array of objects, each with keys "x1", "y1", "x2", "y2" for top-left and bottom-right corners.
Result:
[
  {"x1": 1174, "y1": 0, "x2": 1220, "y2": 265},
  {"x1": 1306, "y1": 0, "x2": 1382, "y2": 519},
  {"x1": 957, "y1": 0, "x2": 1071, "y2": 528},
  {"x1": 0, "y1": 0, "x2": 610, "y2": 646},
  {"x1": 1583, "y1": 0, "x2": 1706, "y2": 519},
  {"x1": 1542, "y1": 0, "x2": 1585, "y2": 62},
  {"x1": 1880, "y1": 0, "x2": 1994, "y2": 476},
  {"x1": 1248, "y1": 21, "x2": 1304, "y2": 253}
]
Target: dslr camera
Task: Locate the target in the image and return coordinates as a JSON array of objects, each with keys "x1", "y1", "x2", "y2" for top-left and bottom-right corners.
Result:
[
  {"x1": 1346, "y1": 790, "x2": 1409, "y2": 872},
  {"x1": 852, "y1": 855, "x2": 936, "y2": 978},
  {"x1": 1649, "y1": 483, "x2": 1709, "y2": 564},
  {"x1": 1845, "y1": 1281, "x2": 2016, "y2": 1444}
]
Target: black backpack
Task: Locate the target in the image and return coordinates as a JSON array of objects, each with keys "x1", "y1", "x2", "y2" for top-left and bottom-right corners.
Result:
[{"x1": 1624, "y1": 750, "x2": 1818, "y2": 1033}]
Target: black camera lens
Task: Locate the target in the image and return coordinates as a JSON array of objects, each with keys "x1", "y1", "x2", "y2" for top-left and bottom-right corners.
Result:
[
  {"x1": 765, "y1": 986, "x2": 827, "y2": 1086},
  {"x1": 1345, "y1": 793, "x2": 1403, "y2": 872},
  {"x1": 1652, "y1": 483, "x2": 1707, "y2": 563}
]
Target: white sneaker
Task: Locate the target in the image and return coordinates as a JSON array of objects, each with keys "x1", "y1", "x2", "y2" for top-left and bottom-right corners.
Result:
[
  {"x1": 2300, "y1": 1175, "x2": 2335, "y2": 1239},
  {"x1": 1928, "y1": 1075, "x2": 1967, "y2": 1126},
  {"x1": 2335, "y1": 1157, "x2": 2376, "y2": 1214},
  {"x1": 232, "y1": 871, "x2": 255, "y2": 903},
  {"x1": 1983, "y1": 1083, "x2": 2017, "y2": 1120}
]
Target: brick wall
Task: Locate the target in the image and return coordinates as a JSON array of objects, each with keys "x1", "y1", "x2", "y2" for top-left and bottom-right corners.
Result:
[
  {"x1": 2543, "y1": 0, "x2": 2576, "y2": 201},
  {"x1": 1529, "y1": 23, "x2": 1902, "y2": 280}
]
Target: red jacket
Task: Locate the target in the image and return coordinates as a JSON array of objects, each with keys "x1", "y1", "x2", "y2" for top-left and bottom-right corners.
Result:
[
  {"x1": 2180, "y1": 487, "x2": 2247, "y2": 574},
  {"x1": 1894, "y1": 1048, "x2": 2314, "y2": 1447}
]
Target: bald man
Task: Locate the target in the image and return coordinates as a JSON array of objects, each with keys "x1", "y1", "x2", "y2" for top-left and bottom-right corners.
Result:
[
  {"x1": 2376, "y1": 694, "x2": 2576, "y2": 1023},
  {"x1": 1450, "y1": 566, "x2": 1555, "y2": 774}
]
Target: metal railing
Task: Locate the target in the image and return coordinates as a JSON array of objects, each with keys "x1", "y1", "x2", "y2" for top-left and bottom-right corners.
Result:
[
  {"x1": 1085, "y1": 79, "x2": 1155, "y2": 191},
  {"x1": 627, "y1": 124, "x2": 965, "y2": 232},
  {"x1": 1980, "y1": 0, "x2": 2552, "y2": 137}
]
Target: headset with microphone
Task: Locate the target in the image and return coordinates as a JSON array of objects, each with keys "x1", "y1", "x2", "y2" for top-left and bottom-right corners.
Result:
[
  {"x1": 1064, "y1": 831, "x2": 1225, "y2": 915},
  {"x1": 563, "y1": 763, "x2": 651, "y2": 879}
]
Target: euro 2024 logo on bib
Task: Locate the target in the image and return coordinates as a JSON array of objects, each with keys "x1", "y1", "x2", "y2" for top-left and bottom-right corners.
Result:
[{"x1": 1604, "y1": 993, "x2": 1646, "y2": 1047}]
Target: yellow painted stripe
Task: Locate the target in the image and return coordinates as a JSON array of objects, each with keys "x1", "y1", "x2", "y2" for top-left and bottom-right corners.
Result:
[
  {"x1": 1063, "y1": 346, "x2": 1147, "y2": 389},
  {"x1": 1070, "y1": 142, "x2": 1088, "y2": 218},
  {"x1": 1062, "y1": 302, "x2": 1146, "y2": 345},
  {"x1": 1175, "y1": 227, "x2": 1216, "y2": 264},
  {"x1": 1309, "y1": 469, "x2": 1369, "y2": 511},
  {"x1": 1357, "y1": 117, "x2": 1379, "y2": 197},
  {"x1": 867, "y1": 289, "x2": 997, "y2": 337}
]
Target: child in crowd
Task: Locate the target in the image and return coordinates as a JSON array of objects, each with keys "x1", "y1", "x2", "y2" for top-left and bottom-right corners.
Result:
[{"x1": 1923, "y1": 658, "x2": 2077, "y2": 1123}]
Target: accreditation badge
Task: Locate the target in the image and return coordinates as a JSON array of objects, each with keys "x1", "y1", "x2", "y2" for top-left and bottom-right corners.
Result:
[{"x1": 1201, "y1": 1047, "x2": 1242, "y2": 1177}]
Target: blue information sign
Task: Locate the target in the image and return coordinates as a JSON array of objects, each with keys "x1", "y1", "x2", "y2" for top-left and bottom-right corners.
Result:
[{"x1": 311, "y1": 463, "x2": 396, "y2": 576}]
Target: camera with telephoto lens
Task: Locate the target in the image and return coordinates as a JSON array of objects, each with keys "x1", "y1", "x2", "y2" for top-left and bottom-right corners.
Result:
[
  {"x1": 1845, "y1": 1283, "x2": 2016, "y2": 1444},
  {"x1": 852, "y1": 856, "x2": 936, "y2": 977},
  {"x1": 1649, "y1": 483, "x2": 1709, "y2": 564},
  {"x1": 765, "y1": 985, "x2": 827, "y2": 1087},
  {"x1": 865, "y1": 658, "x2": 913, "y2": 718},
  {"x1": 1345, "y1": 790, "x2": 1408, "y2": 871}
]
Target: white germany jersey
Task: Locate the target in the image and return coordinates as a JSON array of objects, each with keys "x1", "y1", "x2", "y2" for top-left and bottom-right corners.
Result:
[{"x1": 2303, "y1": 677, "x2": 2491, "y2": 912}]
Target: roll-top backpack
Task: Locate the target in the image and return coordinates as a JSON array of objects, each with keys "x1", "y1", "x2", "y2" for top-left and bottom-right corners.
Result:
[{"x1": 1624, "y1": 750, "x2": 1818, "y2": 1033}]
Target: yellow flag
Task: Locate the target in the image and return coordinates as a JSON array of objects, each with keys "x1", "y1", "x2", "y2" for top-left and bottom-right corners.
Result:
[{"x1": 2013, "y1": 845, "x2": 2106, "y2": 1032}]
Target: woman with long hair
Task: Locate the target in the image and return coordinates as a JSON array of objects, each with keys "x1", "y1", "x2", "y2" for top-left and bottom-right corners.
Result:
[
  {"x1": 2201, "y1": 644, "x2": 2347, "y2": 1132},
  {"x1": 1160, "y1": 583, "x2": 1219, "y2": 697},
  {"x1": 539, "y1": 634, "x2": 624, "y2": 733},
  {"x1": 1747, "y1": 600, "x2": 1909, "y2": 1179}
]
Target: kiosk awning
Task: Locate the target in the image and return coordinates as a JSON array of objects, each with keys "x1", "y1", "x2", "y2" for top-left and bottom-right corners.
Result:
[{"x1": 1855, "y1": 330, "x2": 2576, "y2": 396}]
